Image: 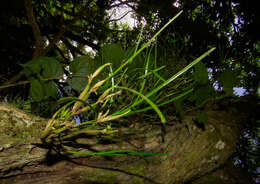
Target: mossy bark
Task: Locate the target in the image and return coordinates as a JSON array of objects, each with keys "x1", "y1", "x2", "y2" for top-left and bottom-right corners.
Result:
[
  {"x1": 0, "y1": 102, "x2": 245, "y2": 184},
  {"x1": 191, "y1": 159, "x2": 254, "y2": 184}
]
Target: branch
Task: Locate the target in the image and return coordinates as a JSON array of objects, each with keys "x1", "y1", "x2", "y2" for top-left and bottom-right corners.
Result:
[
  {"x1": 43, "y1": 27, "x2": 66, "y2": 56},
  {"x1": 44, "y1": 35, "x2": 67, "y2": 62},
  {"x1": 62, "y1": 38, "x2": 85, "y2": 56},
  {"x1": 108, "y1": 0, "x2": 137, "y2": 9},
  {"x1": 24, "y1": 0, "x2": 44, "y2": 58},
  {"x1": 0, "y1": 71, "x2": 25, "y2": 92},
  {"x1": 56, "y1": 46, "x2": 69, "y2": 63},
  {"x1": 109, "y1": 10, "x2": 135, "y2": 22},
  {"x1": 65, "y1": 32, "x2": 100, "y2": 51},
  {"x1": 0, "y1": 80, "x2": 30, "y2": 89}
]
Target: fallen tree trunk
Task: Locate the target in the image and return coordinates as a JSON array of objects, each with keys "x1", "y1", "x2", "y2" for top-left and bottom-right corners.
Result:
[{"x1": 0, "y1": 102, "x2": 244, "y2": 184}]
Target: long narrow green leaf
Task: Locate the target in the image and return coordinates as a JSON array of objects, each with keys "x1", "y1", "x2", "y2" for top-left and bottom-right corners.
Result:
[
  {"x1": 133, "y1": 46, "x2": 153, "y2": 104},
  {"x1": 134, "y1": 24, "x2": 144, "y2": 54},
  {"x1": 105, "y1": 11, "x2": 183, "y2": 82},
  {"x1": 127, "y1": 88, "x2": 193, "y2": 115},
  {"x1": 115, "y1": 86, "x2": 166, "y2": 123},
  {"x1": 151, "y1": 70, "x2": 166, "y2": 82},
  {"x1": 137, "y1": 66, "x2": 166, "y2": 79},
  {"x1": 113, "y1": 48, "x2": 215, "y2": 116},
  {"x1": 132, "y1": 47, "x2": 216, "y2": 107}
]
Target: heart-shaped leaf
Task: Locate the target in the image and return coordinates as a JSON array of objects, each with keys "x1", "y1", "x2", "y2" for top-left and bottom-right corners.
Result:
[
  {"x1": 22, "y1": 56, "x2": 63, "y2": 79},
  {"x1": 68, "y1": 56, "x2": 99, "y2": 92}
]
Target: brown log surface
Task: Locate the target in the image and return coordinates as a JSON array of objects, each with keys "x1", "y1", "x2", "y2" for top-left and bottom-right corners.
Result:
[{"x1": 0, "y1": 102, "x2": 244, "y2": 184}]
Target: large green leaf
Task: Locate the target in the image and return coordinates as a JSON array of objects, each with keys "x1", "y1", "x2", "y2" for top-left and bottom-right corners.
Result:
[
  {"x1": 30, "y1": 79, "x2": 44, "y2": 102},
  {"x1": 22, "y1": 56, "x2": 63, "y2": 79},
  {"x1": 41, "y1": 57, "x2": 63, "y2": 78},
  {"x1": 22, "y1": 57, "x2": 63, "y2": 101},
  {"x1": 22, "y1": 60, "x2": 42, "y2": 78},
  {"x1": 100, "y1": 43, "x2": 125, "y2": 69},
  {"x1": 43, "y1": 81, "x2": 58, "y2": 98},
  {"x1": 67, "y1": 56, "x2": 99, "y2": 92}
]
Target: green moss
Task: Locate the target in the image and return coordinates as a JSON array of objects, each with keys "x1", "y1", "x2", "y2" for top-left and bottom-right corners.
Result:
[
  {"x1": 0, "y1": 104, "x2": 46, "y2": 143},
  {"x1": 192, "y1": 174, "x2": 224, "y2": 184},
  {"x1": 81, "y1": 169, "x2": 119, "y2": 183},
  {"x1": 206, "y1": 128, "x2": 220, "y2": 144},
  {"x1": 79, "y1": 159, "x2": 149, "y2": 184}
]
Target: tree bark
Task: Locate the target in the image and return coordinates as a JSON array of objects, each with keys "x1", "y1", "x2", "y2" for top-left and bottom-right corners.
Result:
[
  {"x1": 0, "y1": 102, "x2": 245, "y2": 184},
  {"x1": 191, "y1": 159, "x2": 254, "y2": 184}
]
